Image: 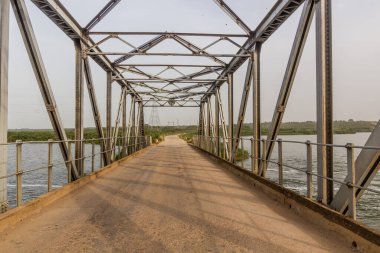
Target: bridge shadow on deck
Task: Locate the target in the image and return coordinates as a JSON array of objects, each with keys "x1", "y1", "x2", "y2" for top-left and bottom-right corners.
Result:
[{"x1": 0, "y1": 136, "x2": 355, "y2": 252}]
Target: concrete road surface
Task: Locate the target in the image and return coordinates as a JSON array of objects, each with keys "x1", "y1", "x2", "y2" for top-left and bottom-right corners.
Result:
[{"x1": 0, "y1": 135, "x2": 356, "y2": 252}]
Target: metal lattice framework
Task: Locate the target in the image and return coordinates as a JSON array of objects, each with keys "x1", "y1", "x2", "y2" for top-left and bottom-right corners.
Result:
[{"x1": 1, "y1": 0, "x2": 380, "y2": 218}]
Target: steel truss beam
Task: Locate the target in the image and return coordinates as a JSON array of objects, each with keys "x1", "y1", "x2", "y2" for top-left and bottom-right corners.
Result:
[
  {"x1": 83, "y1": 57, "x2": 109, "y2": 165},
  {"x1": 85, "y1": 0, "x2": 121, "y2": 32},
  {"x1": 126, "y1": 96, "x2": 135, "y2": 155},
  {"x1": 74, "y1": 39, "x2": 84, "y2": 175},
  {"x1": 203, "y1": 0, "x2": 306, "y2": 102},
  {"x1": 227, "y1": 73, "x2": 233, "y2": 162},
  {"x1": 113, "y1": 35, "x2": 167, "y2": 65},
  {"x1": 316, "y1": 0, "x2": 333, "y2": 204},
  {"x1": 11, "y1": 0, "x2": 79, "y2": 180},
  {"x1": 264, "y1": 0, "x2": 315, "y2": 175},
  {"x1": 111, "y1": 87, "x2": 127, "y2": 159},
  {"x1": 215, "y1": 89, "x2": 229, "y2": 160},
  {"x1": 116, "y1": 64, "x2": 223, "y2": 68},
  {"x1": 89, "y1": 31, "x2": 248, "y2": 37},
  {"x1": 252, "y1": 44, "x2": 262, "y2": 174},
  {"x1": 31, "y1": 0, "x2": 141, "y2": 101},
  {"x1": 232, "y1": 57, "x2": 254, "y2": 163},
  {"x1": 88, "y1": 52, "x2": 249, "y2": 58},
  {"x1": 212, "y1": 0, "x2": 251, "y2": 35},
  {"x1": 106, "y1": 71, "x2": 112, "y2": 163},
  {"x1": 171, "y1": 35, "x2": 227, "y2": 66},
  {"x1": 122, "y1": 91, "x2": 127, "y2": 156},
  {"x1": 0, "y1": 0, "x2": 9, "y2": 211},
  {"x1": 214, "y1": 91, "x2": 220, "y2": 156}
]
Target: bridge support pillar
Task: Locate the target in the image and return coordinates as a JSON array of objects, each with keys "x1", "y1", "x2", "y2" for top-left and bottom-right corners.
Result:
[
  {"x1": 0, "y1": 0, "x2": 9, "y2": 212},
  {"x1": 316, "y1": 0, "x2": 333, "y2": 205},
  {"x1": 74, "y1": 39, "x2": 84, "y2": 176},
  {"x1": 227, "y1": 73, "x2": 233, "y2": 162}
]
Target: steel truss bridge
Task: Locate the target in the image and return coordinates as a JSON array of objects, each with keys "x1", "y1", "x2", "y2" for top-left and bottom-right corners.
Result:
[{"x1": 0, "y1": 0, "x2": 380, "y2": 251}]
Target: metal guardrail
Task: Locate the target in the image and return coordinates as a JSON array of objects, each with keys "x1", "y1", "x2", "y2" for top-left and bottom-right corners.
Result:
[
  {"x1": 193, "y1": 135, "x2": 380, "y2": 222},
  {"x1": 0, "y1": 135, "x2": 152, "y2": 209}
]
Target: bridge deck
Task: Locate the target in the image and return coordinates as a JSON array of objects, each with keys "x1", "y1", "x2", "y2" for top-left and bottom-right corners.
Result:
[{"x1": 0, "y1": 136, "x2": 354, "y2": 252}]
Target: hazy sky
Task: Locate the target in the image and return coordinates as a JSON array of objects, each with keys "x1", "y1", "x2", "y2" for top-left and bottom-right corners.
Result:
[{"x1": 7, "y1": 0, "x2": 380, "y2": 129}]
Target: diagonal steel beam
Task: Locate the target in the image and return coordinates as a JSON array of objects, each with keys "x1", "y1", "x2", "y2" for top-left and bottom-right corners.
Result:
[
  {"x1": 212, "y1": 0, "x2": 251, "y2": 35},
  {"x1": 171, "y1": 35, "x2": 226, "y2": 66},
  {"x1": 331, "y1": 121, "x2": 380, "y2": 214},
  {"x1": 11, "y1": 0, "x2": 79, "y2": 179},
  {"x1": 232, "y1": 58, "x2": 254, "y2": 163},
  {"x1": 263, "y1": 0, "x2": 315, "y2": 176},
  {"x1": 85, "y1": 0, "x2": 122, "y2": 32},
  {"x1": 113, "y1": 35, "x2": 167, "y2": 65}
]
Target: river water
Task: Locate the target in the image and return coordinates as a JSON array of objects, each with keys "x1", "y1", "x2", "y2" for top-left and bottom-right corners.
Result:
[
  {"x1": 238, "y1": 133, "x2": 380, "y2": 231},
  {"x1": 5, "y1": 133, "x2": 380, "y2": 231}
]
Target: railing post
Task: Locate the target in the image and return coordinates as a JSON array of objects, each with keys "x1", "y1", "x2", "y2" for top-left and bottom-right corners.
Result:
[
  {"x1": 261, "y1": 139, "x2": 267, "y2": 177},
  {"x1": 67, "y1": 140, "x2": 72, "y2": 183},
  {"x1": 278, "y1": 139, "x2": 283, "y2": 186},
  {"x1": 118, "y1": 137, "x2": 121, "y2": 159},
  {"x1": 91, "y1": 140, "x2": 95, "y2": 173},
  {"x1": 100, "y1": 139, "x2": 103, "y2": 168},
  {"x1": 240, "y1": 138, "x2": 244, "y2": 169},
  {"x1": 47, "y1": 139, "x2": 53, "y2": 192},
  {"x1": 306, "y1": 140, "x2": 313, "y2": 198},
  {"x1": 251, "y1": 138, "x2": 254, "y2": 173},
  {"x1": 16, "y1": 140, "x2": 22, "y2": 206},
  {"x1": 346, "y1": 143, "x2": 356, "y2": 220}
]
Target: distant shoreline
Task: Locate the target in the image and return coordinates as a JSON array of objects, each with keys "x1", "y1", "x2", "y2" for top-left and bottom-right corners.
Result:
[{"x1": 7, "y1": 120, "x2": 376, "y2": 142}]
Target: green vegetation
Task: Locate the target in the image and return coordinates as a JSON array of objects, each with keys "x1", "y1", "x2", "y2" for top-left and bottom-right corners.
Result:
[{"x1": 7, "y1": 120, "x2": 376, "y2": 143}]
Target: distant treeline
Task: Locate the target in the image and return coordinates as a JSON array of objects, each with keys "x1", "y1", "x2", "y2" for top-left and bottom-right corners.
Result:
[{"x1": 7, "y1": 120, "x2": 377, "y2": 142}]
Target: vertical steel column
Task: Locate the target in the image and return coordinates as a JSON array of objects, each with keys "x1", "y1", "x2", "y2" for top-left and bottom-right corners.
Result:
[
  {"x1": 214, "y1": 92, "x2": 220, "y2": 156},
  {"x1": 11, "y1": 0, "x2": 79, "y2": 180},
  {"x1": 316, "y1": 0, "x2": 333, "y2": 204},
  {"x1": 83, "y1": 57, "x2": 108, "y2": 165},
  {"x1": 207, "y1": 98, "x2": 211, "y2": 137},
  {"x1": 131, "y1": 100, "x2": 136, "y2": 152},
  {"x1": 227, "y1": 73, "x2": 233, "y2": 162},
  {"x1": 198, "y1": 103, "x2": 204, "y2": 145},
  {"x1": 106, "y1": 71, "x2": 112, "y2": 163},
  {"x1": 253, "y1": 43, "x2": 262, "y2": 174},
  {"x1": 122, "y1": 91, "x2": 127, "y2": 156},
  {"x1": 139, "y1": 102, "x2": 145, "y2": 136},
  {"x1": 0, "y1": 0, "x2": 9, "y2": 212},
  {"x1": 74, "y1": 39, "x2": 84, "y2": 176}
]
